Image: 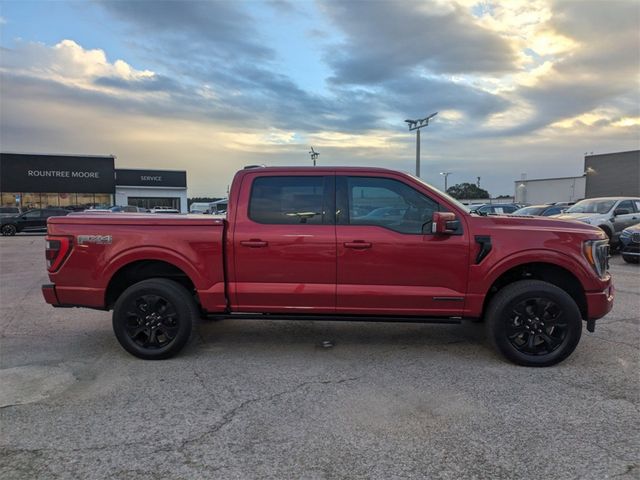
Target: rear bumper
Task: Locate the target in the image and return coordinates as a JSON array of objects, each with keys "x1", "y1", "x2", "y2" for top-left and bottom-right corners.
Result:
[
  {"x1": 42, "y1": 284, "x2": 62, "y2": 306},
  {"x1": 586, "y1": 282, "x2": 614, "y2": 321}
]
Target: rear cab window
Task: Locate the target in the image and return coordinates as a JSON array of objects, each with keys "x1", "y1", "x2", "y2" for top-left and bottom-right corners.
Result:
[{"x1": 248, "y1": 176, "x2": 333, "y2": 225}]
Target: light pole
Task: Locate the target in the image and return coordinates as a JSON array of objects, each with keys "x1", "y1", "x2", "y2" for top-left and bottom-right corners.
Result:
[
  {"x1": 309, "y1": 147, "x2": 319, "y2": 166},
  {"x1": 405, "y1": 112, "x2": 437, "y2": 177},
  {"x1": 440, "y1": 171, "x2": 451, "y2": 191}
]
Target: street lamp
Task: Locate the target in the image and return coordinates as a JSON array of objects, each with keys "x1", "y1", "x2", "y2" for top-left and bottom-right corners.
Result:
[
  {"x1": 439, "y1": 171, "x2": 452, "y2": 191},
  {"x1": 405, "y1": 112, "x2": 438, "y2": 177},
  {"x1": 309, "y1": 147, "x2": 319, "y2": 167}
]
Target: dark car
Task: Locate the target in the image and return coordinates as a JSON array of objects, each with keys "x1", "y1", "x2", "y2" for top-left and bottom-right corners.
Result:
[
  {"x1": 619, "y1": 223, "x2": 640, "y2": 264},
  {"x1": 1, "y1": 208, "x2": 70, "y2": 236},
  {"x1": 469, "y1": 203, "x2": 519, "y2": 215},
  {"x1": 512, "y1": 204, "x2": 566, "y2": 216},
  {"x1": 0, "y1": 207, "x2": 21, "y2": 218}
]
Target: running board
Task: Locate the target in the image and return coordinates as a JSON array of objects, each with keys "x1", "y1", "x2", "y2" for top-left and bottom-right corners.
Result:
[{"x1": 205, "y1": 313, "x2": 464, "y2": 324}]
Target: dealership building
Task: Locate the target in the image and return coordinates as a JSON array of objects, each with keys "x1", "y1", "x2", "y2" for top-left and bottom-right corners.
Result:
[
  {"x1": 0, "y1": 153, "x2": 188, "y2": 212},
  {"x1": 515, "y1": 150, "x2": 639, "y2": 204}
]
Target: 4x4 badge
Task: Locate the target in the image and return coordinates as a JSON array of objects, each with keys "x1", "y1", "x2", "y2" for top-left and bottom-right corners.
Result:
[{"x1": 77, "y1": 235, "x2": 112, "y2": 245}]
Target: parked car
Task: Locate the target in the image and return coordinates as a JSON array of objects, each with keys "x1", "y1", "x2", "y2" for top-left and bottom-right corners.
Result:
[
  {"x1": 0, "y1": 207, "x2": 21, "y2": 218},
  {"x1": 1, "y1": 208, "x2": 70, "y2": 236},
  {"x1": 150, "y1": 207, "x2": 180, "y2": 214},
  {"x1": 552, "y1": 197, "x2": 640, "y2": 245},
  {"x1": 42, "y1": 166, "x2": 614, "y2": 367},
  {"x1": 512, "y1": 205, "x2": 566, "y2": 216},
  {"x1": 469, "y1": 203, "x2": 520, "y2": 214},
  {"x1": 619, "y1": 224, "x2": 640, "y2": 264}
]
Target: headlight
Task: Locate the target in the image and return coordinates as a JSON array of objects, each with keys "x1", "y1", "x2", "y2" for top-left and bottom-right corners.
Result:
[
  {"x1": 620, "y1": 229, "x2": 632, "y2": 238},
  {"x1": 583, "y1": 239, "x2": 610, "y2": 279}
]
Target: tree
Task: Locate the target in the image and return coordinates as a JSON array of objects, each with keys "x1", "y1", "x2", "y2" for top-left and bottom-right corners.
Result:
[{"x1": 446, "y1": 183, "x2": 490, "y2": 200}]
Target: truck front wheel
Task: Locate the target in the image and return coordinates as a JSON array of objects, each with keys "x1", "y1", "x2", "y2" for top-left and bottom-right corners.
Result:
[
  {"x1": 486, "y1": 280, "x2": 582, "y2": 367},
  {"x1": 112, "y1": 278, "x2": 197, "y2": 359}
]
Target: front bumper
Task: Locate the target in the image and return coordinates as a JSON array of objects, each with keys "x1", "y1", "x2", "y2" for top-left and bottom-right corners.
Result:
[
  {"x1": 621, "y1": 243, "x2": 640, "y2": 256},
  {"x1": 586, "y1": 282, "x2": 614, "y2": 322}
]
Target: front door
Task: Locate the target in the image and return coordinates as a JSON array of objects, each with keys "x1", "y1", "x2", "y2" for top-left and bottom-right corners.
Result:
[
  {"x1": 19, "y1": 210, "x2": 44, "y2": 231},
  {"x1": 231, "y1": 173, "x2": 336, "y2": 313},
  {"x1": 336, "y1": 175, "x2": 470, "y2": 316},
  {"x1": 612, "y1": 199, "x2": 639, "y2": 235}
]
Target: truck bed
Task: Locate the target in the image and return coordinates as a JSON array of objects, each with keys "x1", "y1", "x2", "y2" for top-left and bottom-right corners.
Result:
[{"x1": 46, "y1": 213, "x2": 227, "y2": 312}]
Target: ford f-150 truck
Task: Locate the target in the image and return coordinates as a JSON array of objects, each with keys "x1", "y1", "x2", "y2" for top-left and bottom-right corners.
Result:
[{"x1": 42, "y1": 166, "x2": 614, "y2": 366}]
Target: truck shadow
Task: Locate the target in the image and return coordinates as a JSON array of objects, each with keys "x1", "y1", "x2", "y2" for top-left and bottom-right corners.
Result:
[{"x1": 193, "y1": 319, "x2": 488, "y2": 352}]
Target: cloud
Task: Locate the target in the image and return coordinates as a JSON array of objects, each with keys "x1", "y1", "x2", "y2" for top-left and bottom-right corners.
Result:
[
  {"x1": 1, "y1": 0, "x2": 638, "y2": 198},
  {"x1": 320, "y1": 0, "x2": 517, "y2": 85}
]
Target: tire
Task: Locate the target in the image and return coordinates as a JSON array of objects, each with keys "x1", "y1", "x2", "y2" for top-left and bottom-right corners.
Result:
[
  {"x1": 622, "y1": 254, "x2": 639, "y2": 264},
  {"x1": 112, "y1": 278, "x2": 197, "y2": 360},
  {"x1": 485, "y1": 280, "x2": 582, "y2": 367},
  {"x1": 1, "y1": 224, "x2": 17, "y2": 236}
]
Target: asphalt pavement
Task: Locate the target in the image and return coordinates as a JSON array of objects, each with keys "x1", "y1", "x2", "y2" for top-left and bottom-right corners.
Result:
[{"x1": 1, "y1": 234, "x2": 638, "y2": 479}]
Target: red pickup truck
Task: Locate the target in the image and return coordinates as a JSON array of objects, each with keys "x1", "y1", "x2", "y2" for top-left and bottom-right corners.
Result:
[{"x1": 42, "y1": 166, "x2": 614, "y2": 366}]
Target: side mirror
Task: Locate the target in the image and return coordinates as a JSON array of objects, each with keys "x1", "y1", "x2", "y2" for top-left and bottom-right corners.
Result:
[
  {"x1": 614, "y1": 208, "x2": 630, "y2": 216},
  {"x1": 431, "y1": 211, "x2": 459, "y2": 235}
]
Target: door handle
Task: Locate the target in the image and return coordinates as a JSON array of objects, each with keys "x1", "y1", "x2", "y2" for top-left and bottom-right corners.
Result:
[
  {"x1": 344, "y1": 241, "x2": 372, "y2": 249},
  {"x1": 240, "y1": 239, "x2": 268, "y2": 248}
]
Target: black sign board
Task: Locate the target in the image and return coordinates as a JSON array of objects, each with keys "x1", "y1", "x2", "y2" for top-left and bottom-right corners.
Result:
[
  {"x1": 115, "y1": 169, "x2": 186, "y2": 188},
  {"x1": 0, "y1": 153, "x2": 115, "y2": 193}
]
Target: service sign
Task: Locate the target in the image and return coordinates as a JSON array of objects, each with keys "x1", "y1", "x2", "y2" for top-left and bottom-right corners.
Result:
[
  {"x1": 0, "y1": 153, "x2": 115, "y2": 193},
  {"x1": 115, "y1": 168, "x2": 187, "y2": 188}
]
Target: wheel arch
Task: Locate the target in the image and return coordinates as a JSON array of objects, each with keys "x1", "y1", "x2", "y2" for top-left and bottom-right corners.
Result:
[
  {"x1": 481, "y1": 261, "x2": 588, "y2": 320},
  {"x1": 105, "y1": 259, "x2": 198, "y2": 310}
]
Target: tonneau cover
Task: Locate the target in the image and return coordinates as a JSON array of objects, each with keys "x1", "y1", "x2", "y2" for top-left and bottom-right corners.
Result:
[{"x1": 49, "y1": 212, "x2": 225, "y2": 226}]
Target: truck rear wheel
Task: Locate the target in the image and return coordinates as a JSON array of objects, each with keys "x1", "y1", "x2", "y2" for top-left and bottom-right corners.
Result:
[
  {"x1": 112, "y1": 278, "x2": 196, "y2": 360},
  {"x1": 486, "y1": 280, "x2": 582, "y2": 367}
]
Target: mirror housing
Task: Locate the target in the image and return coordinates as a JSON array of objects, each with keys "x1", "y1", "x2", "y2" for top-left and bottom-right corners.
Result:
[
  {"x1": 614, "y1": 208, "x2": 630, "y2": 216},
  {"x1": 431, "y1": 211, "x2": 459, "y2": 235}
]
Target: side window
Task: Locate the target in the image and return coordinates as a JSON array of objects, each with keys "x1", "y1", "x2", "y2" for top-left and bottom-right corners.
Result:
[
  {"x1": 493, "y1": 207, "x2": 505, "y2": 214},
  {"x1": 634, "y1": 200, "x2": 640, "y2": 212},
  {"x1": 617, "y1": 200, "x2": 634, "y2": 213},
  {"x1": 249, "y1": 176, "x2": 329, "y2": 225},
  {"x1": 23, "y1": 210, "x2": 42, "y2": 219},
  {"x1": 345, "y1": 176, "x2": 440, "y2": 234}
]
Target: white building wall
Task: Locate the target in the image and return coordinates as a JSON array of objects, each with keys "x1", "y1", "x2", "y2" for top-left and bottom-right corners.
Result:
[
  {"x1": 514, "y1": 176, "x2": 585, "y2": 204},
  {"x1": 115, "y1": 186, "x2": 188, "y2": 213}
]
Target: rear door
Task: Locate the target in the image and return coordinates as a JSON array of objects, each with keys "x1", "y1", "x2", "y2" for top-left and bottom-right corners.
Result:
[
  {"x1": 231, "y1": 173, "x2": 336, "y2": 313},
  {"x1": 335, "y1": 174, "x2": 470, "y2": 316}
]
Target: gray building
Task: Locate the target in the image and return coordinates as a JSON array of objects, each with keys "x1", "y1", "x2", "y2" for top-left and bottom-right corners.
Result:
[{"x1": 585, "y1": 150, "x2": 639, "y2": 198}]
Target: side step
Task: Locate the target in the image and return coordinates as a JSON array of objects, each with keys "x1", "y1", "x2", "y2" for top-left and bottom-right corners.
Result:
[{"x1": 205, "y1": 313, "x2": 465, "y2": 324}]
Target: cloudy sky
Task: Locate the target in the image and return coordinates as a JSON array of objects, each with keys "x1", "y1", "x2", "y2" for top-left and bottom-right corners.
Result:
[{"x1": 1, "y1": 0, "x2": 638, "y2": 196}]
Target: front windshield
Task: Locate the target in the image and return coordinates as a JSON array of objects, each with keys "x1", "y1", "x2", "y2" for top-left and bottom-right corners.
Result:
[
  {"x1": 566, "y1": 199, "x2": 615, "y2": 214},
  {"x1": 408, "y1": 174, "x2": 470, "y2": 212}
]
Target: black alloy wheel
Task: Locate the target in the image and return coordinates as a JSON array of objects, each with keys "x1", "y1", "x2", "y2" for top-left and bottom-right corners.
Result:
[
  {"x1": 1, "y1": 224, "x2": 17, "y2": 236},
  {"x1": 506, "y1": 297, "x2": 567, "y2": 356},
  {"x1": 123, "y1": 294, "x2": 180, "y2": 349},
  {"x1": 486, "y1": 280, "x2": 582, "y2": 367},
  {"x1": 113, "y1": 278, "x2": 196, "y2": 359}
]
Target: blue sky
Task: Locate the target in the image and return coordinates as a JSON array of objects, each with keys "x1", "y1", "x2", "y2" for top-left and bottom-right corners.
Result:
[{"x1": 1, "y1": 0, "x2": 638, "y2": 196}]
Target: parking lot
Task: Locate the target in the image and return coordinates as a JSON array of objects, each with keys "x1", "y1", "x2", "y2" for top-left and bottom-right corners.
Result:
[{"x1": 0, "y1": 234, "x2": 638, "y2": 479}]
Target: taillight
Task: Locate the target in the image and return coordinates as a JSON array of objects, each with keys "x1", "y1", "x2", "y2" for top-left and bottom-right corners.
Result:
[{"x1": 45, "y1": 236, "x2": 72, "y2": 272}]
